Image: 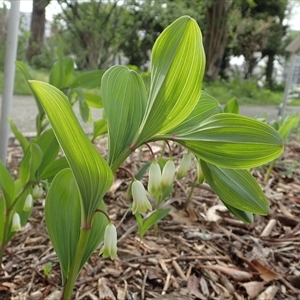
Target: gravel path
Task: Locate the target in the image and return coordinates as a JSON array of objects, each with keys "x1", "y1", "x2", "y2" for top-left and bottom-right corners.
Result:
[{"x1": 1, "y1": 95, "x2": 300, "y2": 136}]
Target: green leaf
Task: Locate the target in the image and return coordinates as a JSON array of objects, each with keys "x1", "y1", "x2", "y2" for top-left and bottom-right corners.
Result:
[
  {"x1": 49, "y1": 57, "x2": 74, "y2": 89},
  {"x1": 80, "y1": 200, "x2": 108, "y2": 270},
  {"x1": 7, "y1": 181, "x2": 32, "y2": 241},
  {"x1": 140, "y1": 208, "x2": 171, "y2": 237},
  {"x1": 15, "y1": 61, "x2": 44, "y2": 115},
  {"x1": 167, "y1": 91, "x2": 222, "y2": 135},
  {"x1": 40, "y1": 157, "x2": 69, "y2": 181},
  {"x1": 29, "y1": 81, "x2": 113, "y2": 223},
  {"x1": 45, "y1": 169, "x2": 81, "y2": 282},
  {"x1": 224, "y1": 97, "x2": 239, "y2": 114},
  {"x1": 176, "y1": 113, "x2": 284, "y2": 168},
  {"x1": 200, "y1": 160, "x2": 269, "y2": 215},
  {"x1": 101, "y1": 65, "x2": 147, "y2": 167},
  {"x1": 135, "y1": 212, "x2": 144, "y2": 236},
  {"x1": 278, "y1": 114, "x2": 299, "y2": 140},
  {"x1": 0, "y1": 160, "x2": 15, "y2": 206},
  {"x1": 8, "y1": 118, "x2": 29, "y2": 153},
  {"x1": 0, "y1": 196, "x2": 5, "y2": 242},
  {"x1": 222, "y1": 202, "x2": 254, "y2": 224},
  {"x1": 74, "y1": 88, "x2": 91, "y2": 123},
  {"x1": 70, "y1": 70, "x2": 105, "y2": 89},
  {"x1": 35, "y1": 129, "x2": 60, "y2": 178},
  {"x1": 84, "y1": 93, "x2": 103, "y2": 108},
  {"x1": 92, "y1": 119, "x2": 107, "y2": 141},
  {"x1": 134, "y1": 16, "x2": 205, "y2": 143},
  {"x1": 19, "y1": 142, "x2": 43, "y2": 184}
]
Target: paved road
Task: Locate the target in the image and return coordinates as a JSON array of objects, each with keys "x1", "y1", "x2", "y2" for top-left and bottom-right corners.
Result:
[{"x1": 1, "y1": 95, "x2": 300, "y2": 136}]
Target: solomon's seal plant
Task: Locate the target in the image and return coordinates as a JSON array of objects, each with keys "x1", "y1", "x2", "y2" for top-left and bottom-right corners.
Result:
[{"x1": 13, "y1": 16, "x2": 283, "y2": 298}]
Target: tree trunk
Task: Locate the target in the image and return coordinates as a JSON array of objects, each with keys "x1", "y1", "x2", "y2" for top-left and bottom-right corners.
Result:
[
  {"x1": 266, "y1": 52, "x2": 275, "y2": 88},
  {"x1": 26, "y1": 0, "x2": 51, "y2": 64},
  {"x1": 204, "y1": 0, "x2": 232, "y2": 82}
]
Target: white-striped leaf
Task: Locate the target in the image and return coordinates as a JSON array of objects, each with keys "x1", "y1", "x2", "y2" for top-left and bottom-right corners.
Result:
[
  {"x1": 133, "y1": 16, "x2": 205, "y2": 145},
  {"x1": 176, "y1": 113, "x2": 283, "y2": 168},
  {"x1": 29, "y1": 81, "x2": 113, "y2": 224},
  {"x1": 101, "y1": 66, "x2": 146, "y2": 168}
]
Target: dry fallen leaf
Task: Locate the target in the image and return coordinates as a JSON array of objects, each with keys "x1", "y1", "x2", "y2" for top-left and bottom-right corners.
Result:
[
  {"x1": 251, "y1": 260, "x2": 280, "y2": 282},
  {"x1": 206, "y1": 204, "x2": 228, "y2": 222},
  {"x1": 187, "y1": 274, "x2": 206, "y2": 300},
  {"x1": 197, "y1": 264, "x2": 253, "y2": 281},
  {"x1": 256, "y1": 285, "x2": 278, "y2": 300},
  {"x1": 240, "y1": 281, "x2": 266, "y2": 299},
  {"x1": 98, "y1": 277, "x2": 116, "y2": 300}
]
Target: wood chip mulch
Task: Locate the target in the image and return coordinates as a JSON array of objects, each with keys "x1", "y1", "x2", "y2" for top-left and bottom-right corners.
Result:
[{"x1": 1, "y1": 134, "x2": 300, "y2": 300}]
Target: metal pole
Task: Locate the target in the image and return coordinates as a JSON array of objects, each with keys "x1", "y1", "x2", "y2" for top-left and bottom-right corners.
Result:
[
  {"x1": 0, "y1": 0, "x2": 21, "y2": 164},
  {"x1": 279, "y1": 53, "x2": 297, "y2": 118}
]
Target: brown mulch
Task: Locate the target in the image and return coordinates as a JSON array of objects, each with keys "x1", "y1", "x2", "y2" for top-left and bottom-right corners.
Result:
[{"x1": 1, "y1": 135, "x2": 300, "y2": 300}]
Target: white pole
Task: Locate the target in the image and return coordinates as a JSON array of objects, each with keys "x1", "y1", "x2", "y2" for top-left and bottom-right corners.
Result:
[
  {"x1": 279, "y1": 53, "x2": 297, "y2": 118},
  {"x1": 0, "y1": 0, "x2": 21, "y2": 164}
]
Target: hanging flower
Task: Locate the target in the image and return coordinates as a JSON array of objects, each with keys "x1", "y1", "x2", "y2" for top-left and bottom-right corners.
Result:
[
  {"x1": 131, "y1": 180, "x2": 152, "y2": 214},
  {"x1": 148, "y1": 161, "x2": 161, "y2": 197},
  {"x1": 161, "y1": 159, "x2": 175, "y2": 188},
  {"x1": 32, "y1": 185, "x2": 43, "y2": 199},
  {"x1": 195, "y1": 159, "x2": 204, "y2": 184},
  {"x1": 23, "y1": 194, "x2": 33, "y2": 211},
  {"x1": 99, "y1": 223, "x2": 117, "y2": 260},
  {"x1": 11, "y1": 213, "x2": 21, "y2": 232},
  {"x1": 177, "y1": 152, "x2": 191, "y2": 180}
]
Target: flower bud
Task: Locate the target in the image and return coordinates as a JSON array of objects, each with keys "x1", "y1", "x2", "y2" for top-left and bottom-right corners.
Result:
[
  {"x1": 11, "y1": 213, "x2": 21, "y2": 232},
  {"x1": 131, "y1": 180, "x2": 152, "y2": 214},
  {"x1": 32, "y1": 185, "x2": 43, "y2": 199},
  {"x1": 148, "y1": 162, "x2": 161, "y2": 197},
  {"x1": 195, "y1": 159, "x2": 204, "y2": 184},
  {"x1": 23, "y1": 194, "x2": 33, "y2": 211},
  {"x1": 99, "y1": 223, "x2": 117, "y2": 260},
  {"x1": 177, "y1": 152, "x2": 191, "y2": 180},
  {"x1": 161, "y1": 159, "x2": 175, "y2": 188}
]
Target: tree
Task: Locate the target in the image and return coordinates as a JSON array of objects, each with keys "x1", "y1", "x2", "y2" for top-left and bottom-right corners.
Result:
[
  {"x1": 26, "y1": 0, "x2": 51, "y2": 64},
  {"x1": 229, "y1": 0, "x2": 289, "y2": 81},
  {"x1": 121, "y1": 0, "x2": 204, "y2": 68},
  {"x1": 55, "y1": 0, "x2": 127, "y2": 70},
  {"x1": 54, "y1": 0, "x2": 204, "y2": 70},
  {"x1": 203, "y1": 0, "x2": 234, "y2": 81}
]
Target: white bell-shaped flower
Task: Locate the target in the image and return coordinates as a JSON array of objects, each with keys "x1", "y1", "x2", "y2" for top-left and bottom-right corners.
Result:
[
  {"x1": 148, "y1": 162, "x2": 161, "y2": 197},
  {"x1": 32, "y1": 185, "x2": 43, "y2": 199},
  {"x1": 177, "y1": 152, "x2": 191, "y2": 180},
  {"x1": 195, "y1": 159, "x2": 204, "y2": 184},
  {"x1": 131, "y1": 180, "x2": 152, "y2": 214},
  {"x1": 99, "y1": 223, "x2": 117, "y2": 260},
  {"x1": 23, "y1": 194, "x2": 33, "y2": 211},
  {"x1": 161, "y1": 159, "x2": 175, "y2": 188},
  {"x1": 11, "y1": 212, "x2": 21, "y2": 232}
]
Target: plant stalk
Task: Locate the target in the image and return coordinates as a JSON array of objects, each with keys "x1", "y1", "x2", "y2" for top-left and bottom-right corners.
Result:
[
  {"x1": 264, "y1": 160, "x2": 275, "y2": 184},
  {"x1": 61, "y1": 228, "x2": 91, "y2": 300},
  {"x1": 1, "y1": 182, "x2": 32, "y2": 266},
  {"x1": 184, "y1": 178, "x2": 196, "y2": 210}
]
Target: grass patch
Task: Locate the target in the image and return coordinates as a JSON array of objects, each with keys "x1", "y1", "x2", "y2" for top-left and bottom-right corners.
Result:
[
  {"x1": 1, "y1": 64, "x2": 299, "y2": 108},
  {"x1": 0, "y1": 66, "x2": 49, "y2": 95},
  {"x1": 203, "y1": 79, "x2": 287, "y2": 106}
]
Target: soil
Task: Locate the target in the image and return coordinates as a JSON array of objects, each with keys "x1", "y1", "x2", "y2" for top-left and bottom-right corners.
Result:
[{"x1": 1, "y1": 135, "x2": 300, "y2": 300}]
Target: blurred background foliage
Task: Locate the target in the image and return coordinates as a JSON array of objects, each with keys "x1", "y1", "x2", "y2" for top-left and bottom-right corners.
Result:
[{"x1": 0, "y1": 0, "x2": 300, "y2": 105}]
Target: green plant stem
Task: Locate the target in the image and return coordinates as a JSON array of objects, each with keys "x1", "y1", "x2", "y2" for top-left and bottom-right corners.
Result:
[
  {"x1": 184, "y1": 178, "x2": 196, "y2": 210},
  {"x1": 8, "y1": 182, "x2": 32, "y2": 211},
  {"x1": 61, "y1": 228, "x2": 91, "y2": 300},
  {"x1": 264, "y1": 160, "x2": 275, "y2": 184},
  {"x1": 0, "y1": 243, "x2": 5, "y2": 269},
  {"x1": 1, "y1": 182, "x2": 32, "y2": 266}
]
